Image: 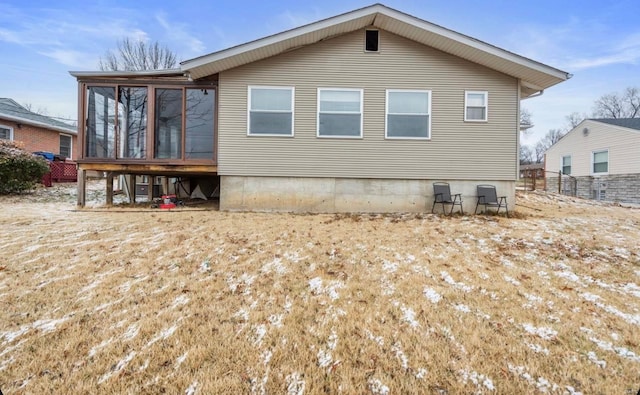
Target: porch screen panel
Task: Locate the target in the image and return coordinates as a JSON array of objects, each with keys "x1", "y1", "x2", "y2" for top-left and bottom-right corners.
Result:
[
  {"x1": 118, "y1": 87, "x2": 147, "y2": 159},
  {"x1": 154, "y1": 89, "x2": 183, "y2": 159},
  {"x1": 86, "y1": 86, "x2": 116, "y2": 158},
  {"x1": 185, "y1": 89, "x2": 215, "y2": 159}
]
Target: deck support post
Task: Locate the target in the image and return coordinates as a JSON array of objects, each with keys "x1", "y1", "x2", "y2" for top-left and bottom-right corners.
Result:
[
  {"x1": 147, "y1": 175, "x2": 154, "y2": 201},
  {"x1": 77, "y1": 168, "x2": 86, "y2": 207},
  {"x1": 128, "y1": 174, "x2": 136, "y2": 205},
  {"x1": 106, "y1": 172, "x2": 114, "y2": 206}
]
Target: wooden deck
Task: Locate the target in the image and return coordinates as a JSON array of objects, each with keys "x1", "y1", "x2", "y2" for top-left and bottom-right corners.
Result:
[{"x1": 76, "y1": 162, "x2": 218, "y2": 207}]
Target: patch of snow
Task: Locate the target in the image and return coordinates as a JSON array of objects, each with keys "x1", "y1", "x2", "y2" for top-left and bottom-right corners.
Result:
[
  {"x1": 525, "y1": 342, "x2": 549, "y2": 355},
  {"x1": 581, "y1": 328, "x2": 640, "y2": 362},
  {"x1": 252, "y1": 324, "x2": 267, "y2": 346},
  {"x1": 185, "y1": 381, "x2": 198, "y2": 395},
  {"x1": 382, "y1": 260, "x2": 398, "y2": 273},
  {"x1": 171, "y1": 295, "x2": 190, "y2": 309},
  {"x1": 261, "y1": 349, "x2": 273, "y2": 365},
  {"x1": 423, "y1": 287, "x2": 442, "y2": 304},
  {"x1": 99, "y1": 351, "x2": 136, "y2": 384},
  {"x1": 234, "y1": 308, "x2": 249, "y2": 322},
  {"x1": 391, "y1": 342, "x2": 409, "y2": 370},
  {"x1": 122, "y1": 324, "x2": 139, "y2": 341},
  {"x1": 269, "y1": 314, "x2": 283, "y2": 328},
  {"x1": 317, "y1": 348, "x2": 332, "y2": 368},
  {"x1": 459, "y1": 369, "x2": 495, "y2": 391},
  {"x1": 146, "y1": 324, "x2": 179, "y2": 348},
  {"x1": 286, "y1": 372, "x2": 305, "y2": 395},
  {"x1": 262, "y1": 257, "x2": 288, "y2": 275},
  {"x1": 368, "y1": 378, "x2": 390, "y2": 395},
  {"x1": 401, "y1": 306, "x2": 419, "y2": 328},
  {"x1": 440, "y1": 271, "x2": 473, "y2": 293},
  {"x1": 454, "y1": 304, "x2": 471, "y2": 313},
  {"x1": 415, "y1": 368, "x2": 427, "y2": 380},
  {"x1": 365, "y1": 329, "x2": 384, "y2": 347},
  {"x1": 522, "y1": 323, "x2": 557, "y2": 340},
  {"x1": 176, "y1": 352, "x2": 188, "y2": 368},
  {"x1": 622, "y1": 282, "x2": 640, "y2": 298},
  {"x1": 587, "y1": 351, "x2": 606, "y2": 368},
  {"x1": 503, "y1": 275, "x2": 521, "y2": 287}
]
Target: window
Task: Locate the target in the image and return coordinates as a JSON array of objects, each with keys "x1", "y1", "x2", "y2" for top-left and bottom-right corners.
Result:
[
  {"x1": 0, "y1": 125, "x2": 12, "y2": 140},
  {"x1": 86, "y1": 86, "x2": 116, "y2": 158},
  {"x1": 386, "y1": 90, "x2": 431, "y2": 139},
  {"x1": 465, "y1": 91, "x2": 488, "y2": 122},
  {"x1": 562, "y1": 155, "x2": 571, "y2": 175},
  {"x1": 59, "y1": 135, "x2": 72, "y2": 159},
  {"x1": 317, "y1": 88, "x2": 363, "y2": 138},
  {"x1": 365, "y1": 30, "x2": 379, "y2": 52},
  {"x1": 118, "y1": 87, "x2": 147, "y2": 159},
  {"x1": 592, "y1": 150, "x2": 608, "y2": 174},
  {"x1": 248, "y1": 86, "x2": 294, "y2": 136},
  {"x1": 185, "y1": 88, "x2": 215, "y2": 159},
  {"x1": 154, "y1": 88, "x2": 183, "y2": 159}
]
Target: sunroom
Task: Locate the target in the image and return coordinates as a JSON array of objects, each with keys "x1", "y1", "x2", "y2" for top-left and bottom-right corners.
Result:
[{"x1": 70, "y1": 70, "x2": 218, "y2": 206}]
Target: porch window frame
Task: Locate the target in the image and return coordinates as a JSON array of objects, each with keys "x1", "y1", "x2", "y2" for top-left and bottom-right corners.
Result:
[{"x1": 80, "y1": 82, "x2": 217, "y2": 164}]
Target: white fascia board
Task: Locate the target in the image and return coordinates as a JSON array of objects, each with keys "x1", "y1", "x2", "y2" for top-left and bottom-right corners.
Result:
[{"x1": 181, "y1": 5, "x2": 383, "y2": 71}]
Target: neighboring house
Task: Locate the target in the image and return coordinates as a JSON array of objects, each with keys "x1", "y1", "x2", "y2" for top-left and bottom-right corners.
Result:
[
  {"x1": 70, "y1": 4, "x2": 570, "y2": 211},
  {"x1": 520, "y1": 163, "x2": 544, "y2": 179},
  {"x1": 0, "y1": 98, "x2": 77, "y2": 160},
  {"x1": 545, "y1": 118, "x2": 640, "y2": 204}
]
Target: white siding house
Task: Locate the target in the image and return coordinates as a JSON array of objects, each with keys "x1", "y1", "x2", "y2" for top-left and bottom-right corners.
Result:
[
  {"x1": 545, "y1": 118, "x2": 640, "y2": 203},
  {"x1": 72, "y1": 4, "x2": 570, "y2": 212}
]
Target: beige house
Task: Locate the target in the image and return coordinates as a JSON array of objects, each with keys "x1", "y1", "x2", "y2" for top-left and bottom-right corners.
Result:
[
  {"x1": 71, "y1": 4, "x2": 569, "y2": 212},
  {"x1": 545, "y1": 118, "x2": 640, "y2": 203}
]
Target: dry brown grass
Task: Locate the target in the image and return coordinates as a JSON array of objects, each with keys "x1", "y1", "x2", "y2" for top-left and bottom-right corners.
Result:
[{"x1": 1, "y1": 183, "x2": 639, "y2": 394}]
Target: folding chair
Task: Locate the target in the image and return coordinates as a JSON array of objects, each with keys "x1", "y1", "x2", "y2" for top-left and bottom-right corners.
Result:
[
  {"x1": 475, "y1": 184, "x2": 508, "y2": 217},
  {"x1": 431, "y1": 182, "x2": 463, "y2": 215}
]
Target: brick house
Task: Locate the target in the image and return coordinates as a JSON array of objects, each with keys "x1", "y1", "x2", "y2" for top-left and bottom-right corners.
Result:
[{"x1": 0, "y1": 98, "x2": 77, "y2": 160}]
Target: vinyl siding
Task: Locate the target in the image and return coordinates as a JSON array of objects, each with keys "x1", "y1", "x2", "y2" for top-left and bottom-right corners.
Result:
[
  {"x1": 218, "y1": 29, "x2": 518, "y2": 180},
  {"x1": 546, "y1": 120, "x2": 640, "y2": 177}
]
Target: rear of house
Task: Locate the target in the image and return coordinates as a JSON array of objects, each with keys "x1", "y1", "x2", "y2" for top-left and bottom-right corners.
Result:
[
  {"x1": 545, "y1": 118, "x2": 640, "y2": 203},
  {"x1": 71, "y1": 4, "x2": 570, "y2": 211}
]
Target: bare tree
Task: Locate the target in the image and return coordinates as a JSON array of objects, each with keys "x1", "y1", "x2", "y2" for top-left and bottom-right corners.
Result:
[
  {"x1": 534, "y1": 128, "x2": 565, "y2": 163},
  {"x1": 519, "y1": 144, "x2": 534, "y2": 165},
  {"x1": 565, "y1": 112, "x2": 588, "y2": 130},
  {"x1": 592, "y1": 87, "x2": 640, "y2": 118},
  {"x1": 520, "y1": 108, "x2": 534, "y2": 136},
  {"x1": 22, "y1": 102, "x2": 48, "y2": 115},
  {"x1": 99, "y1": 38, "x2": 178, "y2": 71}
]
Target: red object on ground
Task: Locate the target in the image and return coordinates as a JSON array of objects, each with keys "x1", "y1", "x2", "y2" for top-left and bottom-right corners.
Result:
[{"x1": 159, "y1": 203, "x2": 176, "y2": 210}]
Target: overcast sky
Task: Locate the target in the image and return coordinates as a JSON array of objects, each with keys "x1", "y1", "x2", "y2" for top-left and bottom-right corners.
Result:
[{"x1": 1, "y1": 0, "x2": 639, "y2": 146}]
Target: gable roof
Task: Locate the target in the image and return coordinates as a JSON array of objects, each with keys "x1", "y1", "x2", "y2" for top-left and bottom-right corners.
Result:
[
  {"x1": 181, "y1": 3, "x2": 570, "y2": 98},
  {"x1": 0, "y1": 98, "x2": 76, "y2": 134},
  {"x1": 591, "y1": 118, "x2": 640, "y2": 131}
]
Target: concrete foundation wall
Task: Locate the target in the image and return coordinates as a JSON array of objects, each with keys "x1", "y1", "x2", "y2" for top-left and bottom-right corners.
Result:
[
  {"x1": 220, "y1": 176, "x2": 515, "y2": 213},
  {"x1": 546, "y1": 173, "x2": 640, "y2": 204}
]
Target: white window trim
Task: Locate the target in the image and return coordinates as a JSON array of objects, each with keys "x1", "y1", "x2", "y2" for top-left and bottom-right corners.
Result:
[
  {"x1": 464, "y1": 91, "x2": 488, "y2": 122},
  {"x1": 247, "y1": 85, "x2": 295, "y2": 137},
  {"x1": 591, "y1": 149, "x2": 609, "y2": 175},
  {"x1": 0, "y1": 124, "x2": 14, "y2": 140},
  {"x1": 317, "y1": 88, "x2": 364, "y2": 139},
  {"x1": 60, "y1": 133, "x2": 73, "y2": 159},
  {"x1": 561, "y1": 154, "x2": 571, "y2": 175},
  {"x1": 385, "y1": 89, "x2": 431, "y2": 140}
]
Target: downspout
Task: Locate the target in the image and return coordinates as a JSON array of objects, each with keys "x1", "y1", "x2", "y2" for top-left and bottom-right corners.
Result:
[{"x1": 521, "y1": 90, "x2": 544, "y2": 100}]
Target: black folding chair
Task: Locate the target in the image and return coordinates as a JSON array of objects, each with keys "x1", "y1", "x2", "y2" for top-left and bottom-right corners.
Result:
[
  {"x1": 475, "y1": 184, "x2": 508, "y2": 217},
  {"x1": 431, "y1": 182, "x2": 463, "y2": 215}
]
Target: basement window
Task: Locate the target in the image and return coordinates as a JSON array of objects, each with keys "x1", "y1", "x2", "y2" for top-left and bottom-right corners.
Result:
[{"x1": 365, "y1": 30, "x2": 379, "y2": 52}]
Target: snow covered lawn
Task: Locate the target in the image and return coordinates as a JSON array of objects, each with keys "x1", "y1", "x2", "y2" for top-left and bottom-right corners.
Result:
[{"x1": 0, "y1": 185, "x2": 639, "y2": 393}]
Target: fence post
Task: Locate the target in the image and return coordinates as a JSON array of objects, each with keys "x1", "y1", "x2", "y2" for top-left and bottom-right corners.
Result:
[{"x1": 558, "y1": 170, "x2": 562, "y2": 194}]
